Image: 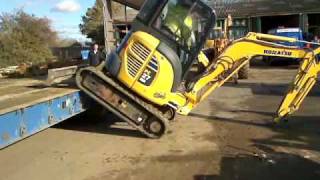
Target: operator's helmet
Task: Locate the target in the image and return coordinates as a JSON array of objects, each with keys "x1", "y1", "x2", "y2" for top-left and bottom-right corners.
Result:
[{"x1": 184, "y1": 16, "x2": 193, "y2": 29}]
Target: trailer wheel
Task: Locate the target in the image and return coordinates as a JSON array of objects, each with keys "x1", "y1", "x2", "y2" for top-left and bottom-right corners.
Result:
[{"x1": 238, "y1": 62, "x2": 250, "y2": 79}]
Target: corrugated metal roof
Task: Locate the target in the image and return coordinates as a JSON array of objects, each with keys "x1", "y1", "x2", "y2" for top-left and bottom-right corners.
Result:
[
  {"x1": 112, "y1": 0, "x2": 320, "y2": 17},
  {"x1": 206, "y1": 0, "x2": 320, "y2": 17}
]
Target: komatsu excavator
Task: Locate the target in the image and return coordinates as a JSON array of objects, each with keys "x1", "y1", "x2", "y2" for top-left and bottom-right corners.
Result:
[{"x1": 75, "y1": 0, "x2": 320, "y2": 138}]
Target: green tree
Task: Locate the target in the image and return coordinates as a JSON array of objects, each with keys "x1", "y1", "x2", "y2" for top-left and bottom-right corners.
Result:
[
  {"x1": 0, "y1": 10, "x2": 58, "y2": 67},
  {"x1": 80, "y1": 0, "x2": 123, "y2": 45},
  {"x1": 79, "y1": 0, "x2": 104, "y2": 45}
]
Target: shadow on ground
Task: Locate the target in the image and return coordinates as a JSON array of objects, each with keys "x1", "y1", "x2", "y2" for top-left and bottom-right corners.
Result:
[
  {"x1": 194, "y1": 150, "x2": 320, "y2": 180},
  {"x1": 191, "y1": 70, "x2": 320, "y2": 180},
  {"x1": 225, "y1": 81, "x2": 320, "y2": 97},
  {"x1": 190, "y1": 112, "x2": 320, "y2": 152},
  {"x1": 53, "y1": 106, "x2": 146, "y2": 138},
  {"x1": 190, "y1": 110, "x2": 320, "y2": 180}
]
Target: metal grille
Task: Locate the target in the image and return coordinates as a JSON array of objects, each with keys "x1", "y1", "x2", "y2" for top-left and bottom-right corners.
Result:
[
  {"x1": 148, "y1": 56, "x2": 159, "y2": 72},
  {"x1": 131, "y1": 42, "x2": 151, "y2": 61},
  {"x1": 127, "y1": 54, "x2": 143, "y2": 77},
  {"x1": 127, "y1": 42, "x2": 151, "y2": 77}
]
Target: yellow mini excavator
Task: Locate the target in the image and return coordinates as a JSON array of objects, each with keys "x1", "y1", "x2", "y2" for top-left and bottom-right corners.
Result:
[
  {"x1": 77, "y1": 0, "x2": 216, "y2": 138},
  {"x1": 76, "y1": 0, "x2": 320, "y2": 138}
]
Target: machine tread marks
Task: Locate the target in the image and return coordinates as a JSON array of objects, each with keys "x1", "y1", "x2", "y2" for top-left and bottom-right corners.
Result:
[{"x1": 76, "y1": 66, "x2": 169, "y2": 138}]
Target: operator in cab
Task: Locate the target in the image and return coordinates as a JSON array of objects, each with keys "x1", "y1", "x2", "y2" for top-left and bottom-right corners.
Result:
[{"x1": 161, "y1": 0, "x2": 196, "y2": 49}]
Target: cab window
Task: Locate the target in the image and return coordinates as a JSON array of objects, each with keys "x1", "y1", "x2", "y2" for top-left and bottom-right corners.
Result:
[{"x1": 153, "y1": 0, "x2": 214, "y2": 71}]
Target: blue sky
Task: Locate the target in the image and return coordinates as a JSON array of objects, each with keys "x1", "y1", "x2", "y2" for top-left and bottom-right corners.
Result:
[{"x1": 0, "y1": 0, "x2": 96, "y2": 41}]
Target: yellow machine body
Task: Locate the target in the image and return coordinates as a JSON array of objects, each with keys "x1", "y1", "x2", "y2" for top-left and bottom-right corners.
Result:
[
  {"x1": 117, "y1": 31, "x2": 186, "y2": 108},
  {"x1": 110, "y1": 30, "x2": 320, "y2": 121},
  {"x1": 75, "y1": 0, "x2": 320, "y2": 138}
]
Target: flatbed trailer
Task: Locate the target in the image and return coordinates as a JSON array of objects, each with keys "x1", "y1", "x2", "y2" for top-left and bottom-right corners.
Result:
[{"x1": 0, "y1": 78, "x2": 88, "y2": 149}]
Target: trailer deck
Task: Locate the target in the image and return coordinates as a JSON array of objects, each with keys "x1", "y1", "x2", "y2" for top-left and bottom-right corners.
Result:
[{"x1": 0, "y1": 78, "x2": 88, "y2": 149}]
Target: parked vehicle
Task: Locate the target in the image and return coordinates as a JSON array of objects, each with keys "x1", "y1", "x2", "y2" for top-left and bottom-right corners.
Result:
[
  {"x1": 264, "y1": 28, "x2": 305, "y2": 65},
  {"x1": 268, "y1": 28, "x2": 304, "y2": 47}
]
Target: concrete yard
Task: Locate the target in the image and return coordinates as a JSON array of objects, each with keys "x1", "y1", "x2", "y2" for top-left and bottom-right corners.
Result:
[{"x1": 0, "y1": 63, "x2": 320, "y2": 180}]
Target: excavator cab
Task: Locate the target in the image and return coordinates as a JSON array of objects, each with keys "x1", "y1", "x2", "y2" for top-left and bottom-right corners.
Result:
[
  {"x1": 133, "y1": 0, "x2": 215, "y2": 73},
  {"x1": 104, "y1": 0, "x2": 216, "y2": 106}
]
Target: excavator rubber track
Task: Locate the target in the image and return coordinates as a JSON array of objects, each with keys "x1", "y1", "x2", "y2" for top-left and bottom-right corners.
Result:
[{"x1": 76, "y1": 66, "x2": 169, "y2": 138}]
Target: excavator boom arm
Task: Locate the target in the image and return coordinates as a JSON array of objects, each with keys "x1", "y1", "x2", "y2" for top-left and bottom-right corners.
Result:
[
  {"x1": 177, "y1": 32, "x2": 313, "y2": 115},
  {"x1": 275, "y1": 48, "x2": 320, "y2": 121}
]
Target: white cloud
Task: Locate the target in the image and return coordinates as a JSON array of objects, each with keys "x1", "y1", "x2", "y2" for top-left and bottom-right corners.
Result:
[
  {"x1": 52, "y1": 23, "x2": 89, "y2": 42},
  {"x1": 51, "y1": 0, "x2": 81, "y2": 13}
]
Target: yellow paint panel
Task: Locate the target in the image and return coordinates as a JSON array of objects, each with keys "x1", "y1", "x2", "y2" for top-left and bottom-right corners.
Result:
[
  {"x1": 117, "y1": 31, "x2": 187, "y2": 107},
  {"x1": 132, "y1": 51, "x2": 175, "y2": 105},
  {"x1": 118, "y1": 31, "x2": 160, "y2": 88}
]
